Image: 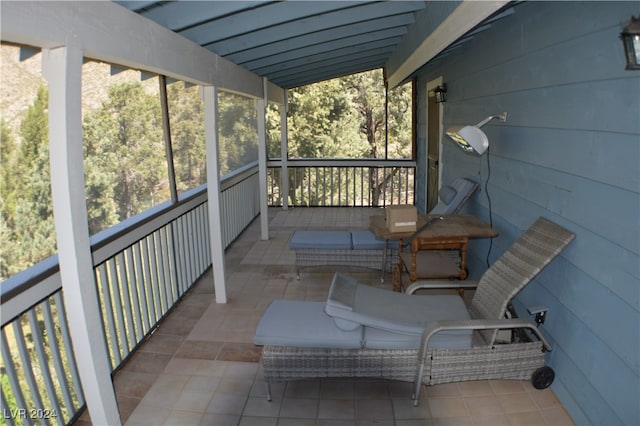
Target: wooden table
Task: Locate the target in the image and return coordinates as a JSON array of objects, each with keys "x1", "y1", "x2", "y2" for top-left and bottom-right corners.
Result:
[
  {"x1": 369, "y1": 214, "x2": 498, "y2": 241},
  {"x1": 369, "y1": 214, "x2": 498, "y2": 291}
]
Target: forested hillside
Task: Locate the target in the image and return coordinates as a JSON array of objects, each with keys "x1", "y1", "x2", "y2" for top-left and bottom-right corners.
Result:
[{"x1": 1, "y1": 42, "x2": 411, "y2": 281}]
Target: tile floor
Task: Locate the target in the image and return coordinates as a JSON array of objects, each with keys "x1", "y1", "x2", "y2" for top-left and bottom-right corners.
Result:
[{"x1": 77, "y1": 208, "x2": 575, "y2": 426}]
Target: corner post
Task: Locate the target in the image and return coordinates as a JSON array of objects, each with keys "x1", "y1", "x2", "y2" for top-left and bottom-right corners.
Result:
[{"x1": 45, "y1": 46, "x2": 121, "y2": 425}]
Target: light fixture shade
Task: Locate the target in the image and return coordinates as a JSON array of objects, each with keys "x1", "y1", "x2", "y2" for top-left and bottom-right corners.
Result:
[{"x1": 446, "y1": 125, "x2": 489, "y2": 155}]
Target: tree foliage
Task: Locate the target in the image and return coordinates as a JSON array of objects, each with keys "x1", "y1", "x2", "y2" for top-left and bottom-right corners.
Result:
[
  {"x1": 284, "y1": 69, "x2": 413, "y2": 205},
  {"x1": 217, "y1": 91, "x2": 258, "y2": 176},
  {"x1": 83, "y1": 81, "x2": 167, "y2": 225},
  {"x1": 167, "y1": 82, "x2": 206, "y2": 192},
  {"x1": 286, "y1": 69, "x2": 412, "y2": 160},
  {"x1": 1, "y1": 86, "x2": 56, "y2": 279},
  {"x1": 1, "y1": 68, "x2": 413, "y2": 279}
]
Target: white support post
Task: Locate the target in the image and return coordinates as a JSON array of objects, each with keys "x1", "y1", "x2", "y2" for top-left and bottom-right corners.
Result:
[
  {"x1": 45, "y1": 46, "x2": 121, "y2": 425},
  {"x1": 280, "y1": 91, "x2": 289, "y2": 210},
  {"x1": 204, "y1": 86, "x2": 227, "y2": 303},
  {"x1": 257, "y1": 78, "x2": 269, "y2": 240}
]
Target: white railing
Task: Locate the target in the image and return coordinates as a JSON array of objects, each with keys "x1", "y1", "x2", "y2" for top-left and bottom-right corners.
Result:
[
  {"x1": 0, "y1": 159, "x2": 417, "y2": 425},
  {"x1": 0, "y1": 167, "x2": 260, "y2": 425},
  {"x1": 219, "y1": 163, "x2": 260, "y2": 248},
  {"x1": 267, "y1": 159, "x2": 416, "y2": 207}
]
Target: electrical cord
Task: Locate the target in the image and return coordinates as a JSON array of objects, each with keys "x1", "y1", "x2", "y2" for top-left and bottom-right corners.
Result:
[{"x1": 485, "y1": 146, "x2": 493, "y2": 268}]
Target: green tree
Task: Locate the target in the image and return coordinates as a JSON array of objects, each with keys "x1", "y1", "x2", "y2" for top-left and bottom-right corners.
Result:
[
  {"x1": 1, "y1": 86, "x2": 57, "y2": 278},
  {"x1": 285, "y1": 69, "x2": 412, "y2": 206},
  {"x1": 217, "y1": 91, "x2": 258, "y2": 176},
  {"x1": 1, "y1": 117, "x2": 18, "y2": 227},
  {"x1": 167, "y1": 82, "x2": 206, "y2": 192},
  {"x1": 288, "y1": 78, "x2": 367, "y2": 159},
  {"x1": 83, "y1": 81, "x2": 166, "y2": 231}
]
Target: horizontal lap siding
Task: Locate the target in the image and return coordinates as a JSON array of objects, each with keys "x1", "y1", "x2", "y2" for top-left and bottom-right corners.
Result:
[{"x1": 415, "y1": 2, "x2": 639, "y2": 424}]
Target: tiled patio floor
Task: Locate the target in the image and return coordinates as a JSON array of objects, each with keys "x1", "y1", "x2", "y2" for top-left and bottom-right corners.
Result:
[{"x1": 77, "y1": 208, "x2": 575, "y2": 426}]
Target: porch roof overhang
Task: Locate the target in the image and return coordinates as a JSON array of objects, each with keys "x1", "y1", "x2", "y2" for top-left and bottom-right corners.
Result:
[{"x1": 115, "y1": 0, "x2": 514, "y2": 89}]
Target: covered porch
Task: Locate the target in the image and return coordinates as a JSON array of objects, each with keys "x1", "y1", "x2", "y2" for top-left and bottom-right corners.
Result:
[
  {"x1": 1, "y1": 2, "x2": 638, "y2": 426},
  {"x1": 102, "y1": 208, "x2": 573, "y2": 426}
]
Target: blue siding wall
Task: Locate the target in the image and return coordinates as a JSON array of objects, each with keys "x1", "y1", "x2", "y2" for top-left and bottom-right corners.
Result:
[{"x1": 414, "y1": 2, "x2": 639, "y2": 424}]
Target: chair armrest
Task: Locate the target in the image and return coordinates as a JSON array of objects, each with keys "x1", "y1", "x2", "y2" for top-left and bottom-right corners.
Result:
[
  {"x1": 405, "y1": 280, "x2": 478, "y2": 294},
  {"x1": 421, "y1": 318, "x2": 552, "y2": 351}
]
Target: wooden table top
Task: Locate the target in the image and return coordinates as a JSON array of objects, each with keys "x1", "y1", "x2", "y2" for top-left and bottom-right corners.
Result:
[{"x1": 369, "y1": 214, "x2": 498, "y2": 240}]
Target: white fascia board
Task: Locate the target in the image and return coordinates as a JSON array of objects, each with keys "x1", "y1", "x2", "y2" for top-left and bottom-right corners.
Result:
[
  {"x1": 386, "y1": 0, "x2": 510, "y2": 88},
  {"x1": 0, "y1": 1, "x2": 284, "y2": 102},
  {"x1": 266, "y1": 80, "x2": 286, "y2": 105}
]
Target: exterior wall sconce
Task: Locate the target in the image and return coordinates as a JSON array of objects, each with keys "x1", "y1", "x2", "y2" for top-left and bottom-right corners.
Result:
[
  {"x1": 621, "y1": 16, "x2": 640, "y2": 70},
  {"x1": 434, "y1": 84, "x2": 447, "y2": 103},
  {"x1": 445, "y1": 112, "x2": 508, "y2": 155}
]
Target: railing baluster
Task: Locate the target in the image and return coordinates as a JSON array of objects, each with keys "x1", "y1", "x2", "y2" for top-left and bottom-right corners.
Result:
[
  {"x1": 117, "y1": 252, "x2": 136, "y2": 353},
  {"x1": 125, "y1": 247, "x2": 144, "y2": 342},
  {"x1": 12, "y1": 318, "x2": 45, "y2": 423},
  {"x1": 153, "y1": 230, "x2": 167, "y2": 314},
  {"x1": 187, "y1": 212, "x2": 197, "y2": 287},
  {"x1": 162, "y1": 226, "x2": 172, "y2": 308},
  {"x1": 172, "y1": 218, "x2": 185, "y2": 295},
  {"x1": 108, "y1": 258, "x2": 129, "y2": 358},
  {"x1": 338, "y1": 167, "x2": 342, "y2": 205},
  {"x1": 54, "y1": 292, "x2": 84, "y2": 409},
  {"x1": 1, "y1": 390, "x2": 16, "y2": 426},
  {"x1": 1, "y1": 328, "x2": 30, "y2": 426},
  {"x1": 27, "y1": 307, "x2": 62, "y2": 426},
  {"x1": 97, "y1": 263, "x2": 120, "y2": 367},
  {"x1": 41, "y1": 300, "x2": 75, "y2": 422},
  {"x1": 142, "y1": 235, "x2": 159, "y2": 324},
  {"x1": 134, "y1": 243, "x2": 151, "y2": 334}
]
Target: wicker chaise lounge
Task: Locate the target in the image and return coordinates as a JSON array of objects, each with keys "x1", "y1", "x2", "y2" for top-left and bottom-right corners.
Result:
[
  {"x1": 255, "y1": 217, "x2": 575, "y2": 405},
  {"x1": 289, "y1": 177, "x2": 478, "y2": 279}
]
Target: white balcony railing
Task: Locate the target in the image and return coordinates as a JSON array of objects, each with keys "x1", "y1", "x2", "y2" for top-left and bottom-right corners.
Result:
[
  {"x1": 267, "y1": 159, "x2": 416, "y2": 207},
  {"x1": 0, "y1": 159, "x2": 414, "y2": 425},
  {"x1": 0, "y1": 165, "x2": 260, "y2": 425}
]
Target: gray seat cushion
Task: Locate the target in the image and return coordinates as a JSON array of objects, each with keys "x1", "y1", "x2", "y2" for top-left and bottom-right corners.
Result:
[
  {"x1": 325, "y1": 273, "x2": 472, "y2": 348},
  {"x1": 351, "y1": 230, "x2": 386, "y2": 250},
  {"x1": 429, "y1": 177, "x2": 477, "y2": 215},
  {"x1": 364, "y1": 326, "x2": 472, "y2": 350},
  {"x1": 289, "y1": 230, "x2": 352, "y2": 250},
  {"x1": 254, "y1": 300, "x2": 363, "y2": 349}
]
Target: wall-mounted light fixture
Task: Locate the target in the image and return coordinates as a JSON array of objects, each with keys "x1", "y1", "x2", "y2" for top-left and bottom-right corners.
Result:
[
  {"x1": 445, "y1": 112, "x2": 508, "y2": 155},
  {"x1": 621, "y1": 16, "x2": 640, "y2": 70},
  {"x1": 434, "y1": 84, "x2": 447, "y2": 103}
]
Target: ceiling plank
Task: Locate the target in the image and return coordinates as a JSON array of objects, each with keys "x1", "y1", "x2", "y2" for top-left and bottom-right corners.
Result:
[
  {"x1": 240, "y1": 27, "x2": 406, "y2": 70},
  {"x1": 204, "y1": 2, "x2": 425, "y2": 56},
  {"x1": 258, "y1": 44, "x2": 396, "y2": 77},
  {"x1": 138, "y1": 1, "x2": 267, "y2": 31},
  {"x1": 279, "y1": 60, "x2": 384, "y2": 88},
  {"x1": 224, "y1": 13, "x2": 416, "y2": 64},
  {"x1": 179, "y1": 1, "x2": 365, "y2": 45}
]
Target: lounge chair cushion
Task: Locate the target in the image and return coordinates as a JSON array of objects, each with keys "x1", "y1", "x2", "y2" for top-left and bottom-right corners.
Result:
[
  {"x1": 254, "y1": 300, "x2": 363, "y2": 349},
  {"x1": 350, "y1": 230, "x2": 386, "y2": 250},
  {"x1": 429, "y1": 177, "x2": 477, "y2": 215},
  {"x1": 364, "y1": 325, "x2": 472, "y2": 350},
  {"x1": 289, "y1": 230, "x2": 352, "y2": 250},
  {"x1": 325, "y1": 273, "x2": 472, "y2": 348},
  {"x1": 438, "y1": 185, "x2": 458, "y2": 205}
]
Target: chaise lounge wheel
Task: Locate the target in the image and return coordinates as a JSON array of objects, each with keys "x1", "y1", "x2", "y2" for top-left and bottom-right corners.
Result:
[{"x1": 531, "y1": 366, "x2": 555, "y2": 389}]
